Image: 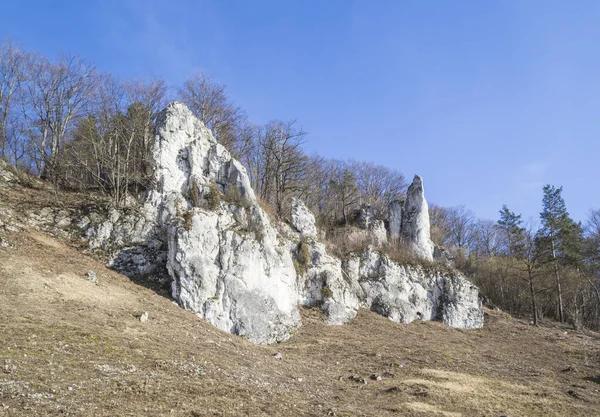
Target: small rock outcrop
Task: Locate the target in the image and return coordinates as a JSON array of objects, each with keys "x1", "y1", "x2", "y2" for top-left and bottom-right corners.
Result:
[
  {"x1": 401, "y1": 175, "x2": 434, "y2": 261},
  {"x1": 354, "y1": 205, "x2": 377, "y2": 229},
  {"x1": 291, "y1": 198, "x2": 317, "y2": 238},
  {"x1": 0, "y1": 160, "x2": 17, "y2": 186},
  {"x1": 352, "y1": 205, "x2": 387, "y2": 247},
  {"x1": 295, "y1": 204, "x2": 482, "y2": 329},
  {"x1": 296, "y1": 241, "x2": 482, "y2": 329}
]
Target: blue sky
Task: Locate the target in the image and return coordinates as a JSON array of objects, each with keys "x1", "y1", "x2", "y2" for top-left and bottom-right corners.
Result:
[{"x1": 3, "y1": 0, "x2": 600, "y2": 222}]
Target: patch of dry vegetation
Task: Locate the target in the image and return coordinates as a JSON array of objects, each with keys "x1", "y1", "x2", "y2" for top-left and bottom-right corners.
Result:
[
  {"x1": 323, "y1": 224, "x2": 457, "y2": 277},
  {"x1": 324, "y1": 225, "x2": 377, "y2": 258}
]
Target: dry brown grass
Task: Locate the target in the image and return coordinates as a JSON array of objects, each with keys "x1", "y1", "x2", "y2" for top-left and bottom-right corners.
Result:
[
  {"x1": 324, "y1": 225, "x2": 374, "y2": 259},
  {"x1": 1, "y1": 226, "x2": 600, "y2": 416},
  {"x1": 1, "y1": 175, "x2": 600, "y2": 416},
  {"x1": 324, "y1": 226, "x2": 455, "y2": 277}
]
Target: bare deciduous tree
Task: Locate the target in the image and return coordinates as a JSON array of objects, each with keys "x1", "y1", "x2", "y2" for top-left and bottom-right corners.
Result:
[
  {"x1": 352, "y1": 161, "x2": 407, "y2": 218},
  {"x1": 0, "y1": 39, "x2": 27, "y2": 161},
  {"x1": 64, "y1": 75, "x2": 168, "y2": 205},
  {"x1": 446, "y1": 205, "x2": 477, "y2": 252},
  {"x1": 177, "y1": 70, "x2": 246, "y2": 155},
  {"x1": 255, "y1": 120, "x2": 308, "y2": 214},
  {"x1": 472, "y1": 219, "x2": 502, "y2": 258},
  {"x1": 23, "y1": 53, "x2": 97, "y2": 180},
  {"x1": 429, "y1": 204, "x2": 476, "y2": 252},
  {"x1": 124, "y1": 78, "x2": 168, "y2": 185}
]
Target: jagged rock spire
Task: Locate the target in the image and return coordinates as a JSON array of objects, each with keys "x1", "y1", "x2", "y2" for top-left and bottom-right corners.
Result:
[{"x1": 401, "y1": 175, "x2": 434, "y2": 261}]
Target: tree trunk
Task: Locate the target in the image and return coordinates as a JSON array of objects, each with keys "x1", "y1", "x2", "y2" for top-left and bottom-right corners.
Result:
[
  {"x1": 528, "y1": 270, "x2": 538, "y2": 325},
  {"x1": 551, "y1": 238, "x2": 564, "y2": 322}
]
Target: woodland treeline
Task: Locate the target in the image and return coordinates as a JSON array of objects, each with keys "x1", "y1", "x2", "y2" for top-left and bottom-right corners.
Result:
[
  {"x1": 0, "y1": 39, "x2": 406, "y2": 222},
  {"x1": 431, "y1": 193, "x2": 600, "y2": 331},
  {"x1": 1, "y1": 38, "x2": 599, "y2": 330}
]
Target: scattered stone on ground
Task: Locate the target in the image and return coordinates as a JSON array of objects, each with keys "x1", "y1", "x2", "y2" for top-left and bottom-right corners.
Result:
[
  {"x1": 3, "y1": 359, "x2": 15, "y2": 374},
  {"x1": 84, "y1": 270, "x2": 98, "y2": 284}
]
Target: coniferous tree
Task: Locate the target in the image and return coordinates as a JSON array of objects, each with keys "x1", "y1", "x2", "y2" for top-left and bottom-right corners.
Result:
[
  {"x1": 539, "y1": 185, "x2": 573, "y2": 322},
  {"x1": 518, "y1": 224, "x2": 545, "y2": 325},
  {"x1": 498, "y1": 205, "x2": 525, "y2": 257}
]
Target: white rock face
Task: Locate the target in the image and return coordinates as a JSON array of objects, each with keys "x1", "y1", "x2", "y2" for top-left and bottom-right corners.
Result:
[
  {"x1": 291, "y1": 198, "x2": 318, "y2": 238},
  {"x1": 148, "y1": 102, "x2": 255, "y2": 222},
  {"x1": 345, "y1": 248, "x2": 482, "y2": 328},
  {"x1": 151, "y1": 103, "x2": 300, "y2": 344},
  {"x1": 86, "y1": 209, "x2": 154, "y2": 251},
  {"x1": 84, "y1": 208, "x2": 165, "y2": 278},
  {"x1": 401, "y1": 175, "x2": 434, "y2": 261},
  {"x1": 388, "y1": 200, "x2": 403, "y2": 242},
  {"x1": 296, "y1": 240, "x2": 361, "y2": 325},
  {"x1": 167, "y1": 206, "x2": 300, "y2": 344},
  {"x1": 369, "y1": 221, "x2": 388, "y2": 247},
  {"x1": 297, "y1": 243, "x2": 482, "y2": 329},
  {"x1": 295, "y1": 204, "x2": 482, "y2": 329}
]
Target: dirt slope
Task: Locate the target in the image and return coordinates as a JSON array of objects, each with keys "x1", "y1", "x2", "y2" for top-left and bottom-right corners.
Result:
[{"x1": 1, "y1": 226, "x2": 600, "y2": 416}]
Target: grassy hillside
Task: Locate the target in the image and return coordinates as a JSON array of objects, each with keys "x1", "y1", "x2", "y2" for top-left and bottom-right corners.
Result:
[{"x1": 1, "y1": 224, "x2": 600, "y2": 416}]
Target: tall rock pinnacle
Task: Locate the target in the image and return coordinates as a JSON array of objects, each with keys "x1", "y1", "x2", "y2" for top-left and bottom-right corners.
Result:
[{"x1": 401, "y1": 175, "x2": 434, "y2": 261}]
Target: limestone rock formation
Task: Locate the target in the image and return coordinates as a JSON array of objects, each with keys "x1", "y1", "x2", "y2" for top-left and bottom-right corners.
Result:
[
  {"x1": 348, "y1": 205, "x2": 387, "y2": 247},
  {"x1": 148, "y1": 102, "x2": 255, "y2": 223},
  {"x1": 291, "y1": 198, "x2": 318, "y2": 238},
  {"x1": 74, "y1": 102, "x2": 483, "y2": 343},
  {"x1": 84, "y1": 208, "x2": 165, "y2": 278},
  {"x1": 388, "y1": 199, "x2": 403, "y2": 242},
  {"x1": 151, "y1": 103, "x2": 300, "y2": 344},
  {"x1": 295, "y1": 204, "x2": 482, "y2": 329},
  {"x1": 79, "y1": 102, "x2": 300, "y2": 344},
  {"x1": 344, "y1": 248, "x2": 482, "y2": 328},
  {"x1": 297, "y1": 242, "x2": 482, "y2": 329},
  {"x1": 401, "y1": 175, "x2": 435, "y2": 261},
  {"x1": 296, "y1": 240, "x2": 361, "y2": 325},
  {"x1": 354, "y1": 205, "x2": 377, "y2": 229}
]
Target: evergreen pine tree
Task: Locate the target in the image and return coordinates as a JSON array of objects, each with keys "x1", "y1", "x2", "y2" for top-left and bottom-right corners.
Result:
[
  {"x1": 497, "y1": 205, "x2": 525, "y2": 257},
  {"x1": 539, "y1": 185, "x2": 574, "y2": 322}
]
